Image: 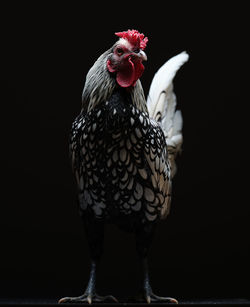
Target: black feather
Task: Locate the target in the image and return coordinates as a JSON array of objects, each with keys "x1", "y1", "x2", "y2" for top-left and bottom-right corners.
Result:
[{"x1": 70, "y1": 87, "x2": 171, "y2": 230}]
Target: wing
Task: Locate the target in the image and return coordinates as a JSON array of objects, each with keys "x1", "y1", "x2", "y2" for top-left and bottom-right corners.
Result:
[
  {"x1": 128, "y1": 106, "x2": 172, "y2": 219},
  {"x1": 143, "y1": 116, "x2": 172, "y2": 219},
  {"x1": 69, "y1": 114, "x2": 86, "y2": 187}
]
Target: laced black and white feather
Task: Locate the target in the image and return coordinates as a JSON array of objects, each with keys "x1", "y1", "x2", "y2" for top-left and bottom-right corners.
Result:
[{"x1": 70, "y1": 49, "x2": 188, "y2": 224}]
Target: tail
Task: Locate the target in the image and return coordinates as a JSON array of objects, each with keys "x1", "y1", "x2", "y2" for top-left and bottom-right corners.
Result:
[{"x1": 147, "y1": 51, "x2": 189, "y2": 177}]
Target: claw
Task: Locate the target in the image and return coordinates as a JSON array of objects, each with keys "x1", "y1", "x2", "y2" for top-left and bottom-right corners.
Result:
[
  {"x1": 146, "y1": 295, "x2": 151, "y2": 304},
  {"x1": 58, "y1": 297, "x2": 70, "y2": 304},
  {"x1": 58, "y1": 298, "x2": 64, "y2": 304},
  {"x1": 170, "y1": 297, "x2": 178, "y2": 304},
  {"x1": 110, "y1": 295, "x2": 119, "y2": 303},
  {"x1": 87, "y1": 295, "x2": 92, "y2": 304}
]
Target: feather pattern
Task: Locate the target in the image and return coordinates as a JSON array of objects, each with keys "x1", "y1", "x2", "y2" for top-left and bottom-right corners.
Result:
[
  {"x1": 70, "y1": 88, "x2": 171, "y2": 222},
  {"x1": 70, "y1": 47, "x2": 188, "y2": 224},
  {"x1": 81, "y1": 48, "x2": 116, "y2": 112},
  {"x1": 63, "y1": 32, "x2": 188, "y2": 305},
  {"x1": 147, "y1": 51, "x2": 189, "y2": 176}
]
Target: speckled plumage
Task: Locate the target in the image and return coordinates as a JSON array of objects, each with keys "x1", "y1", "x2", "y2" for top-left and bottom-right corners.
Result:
[
  {"x1": 70, "y1": 88, "x2": 171, "y2": 226},
  {"x1": 60, "y1": 31, "x2": 188, "y2": 305}
]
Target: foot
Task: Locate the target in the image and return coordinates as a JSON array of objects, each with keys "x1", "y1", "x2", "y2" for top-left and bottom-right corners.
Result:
[
  {"x1": 58, "y1": 293, "x2": 118, "y2": 304},
  {"x1": 136, "y1": 257, "x2": 178, "y2": 304},
  {"x1": 144, "y1": 292, "x2": 178, "y2": 304},
  {"x1": 134, "y1": 290, "x2": 178, "y2": 304}
]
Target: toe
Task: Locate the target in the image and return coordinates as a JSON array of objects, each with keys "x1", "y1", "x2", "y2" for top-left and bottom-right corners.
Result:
[
  {"x1": 170, "y1": 297, "x2": 178, "y2": 304},
  {"x1": 109, "y1": 295, "x2": 119, "y2": 303},
  {"x1": 58, "y1": 293, "x2": 118, "y2": 304},
  {"x1": 58, "y1": 297, "x2": 71, "y2": 304},
  {"x1": 87, "y1": 295, "x2": 92, "y2": 304},
  {"x1": 152, "y1": 294, "x2": 178, "y2": 304},
  {"x1": 58, "y1": 295, "x2": 87, "y2": 304},
  {"x1": 146, "y1": 295, "x2": 151, "y2": 304}
]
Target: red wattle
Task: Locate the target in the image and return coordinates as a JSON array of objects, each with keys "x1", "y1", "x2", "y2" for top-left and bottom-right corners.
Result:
[
  {"x1": 116, "y1": 57, "x2": 135, "y2": 88},
  {"x1": 107, "y1": 56, "x2": 145, "y2": 88},
  {"x1": 133, "y1": 62, "x2": 144, "y2": 86}
]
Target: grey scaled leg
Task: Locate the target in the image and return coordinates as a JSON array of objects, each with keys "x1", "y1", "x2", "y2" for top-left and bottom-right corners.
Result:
[
  {"x1": 58, "y1": 215, "x2": 118, "y2": 304},
  {"x1": 135, "y1": 223, "x2": 178, "y2": 304}
]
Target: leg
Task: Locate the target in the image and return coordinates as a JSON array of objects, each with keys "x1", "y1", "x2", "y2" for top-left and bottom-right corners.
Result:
[
  {"x1": 59, "y1": 214, "x2": 118, "y2": 304},
  {"x1": 135, "y1": 222, "x2": 178, "y2": 304}
]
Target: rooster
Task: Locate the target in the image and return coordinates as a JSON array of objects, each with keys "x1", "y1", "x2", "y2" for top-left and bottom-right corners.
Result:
[{"x1": 59, "y1": 30, "x2": 188, "y2": 304}]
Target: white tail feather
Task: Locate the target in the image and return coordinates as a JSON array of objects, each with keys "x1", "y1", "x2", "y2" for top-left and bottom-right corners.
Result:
[{"x1": 147, "y1": 51, "x2": 189, "y2": 176}]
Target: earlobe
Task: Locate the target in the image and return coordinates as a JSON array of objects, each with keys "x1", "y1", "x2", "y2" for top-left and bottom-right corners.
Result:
[{"x1": 107, "y1": 59, "x2": 116, "y2": 73}]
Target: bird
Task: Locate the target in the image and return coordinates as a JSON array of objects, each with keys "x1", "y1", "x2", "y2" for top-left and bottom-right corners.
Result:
[{"x1": 59, "y1": 29, "x2": 188, "y2": 304}]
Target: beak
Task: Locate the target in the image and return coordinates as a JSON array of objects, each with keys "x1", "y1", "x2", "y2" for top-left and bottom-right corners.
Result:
[
  {"x1": 131, "y1": 50, "x2": 147, "y2": 62},
  {"x1": 138, "y1": 50, "x2": 147, "y2": 61}
]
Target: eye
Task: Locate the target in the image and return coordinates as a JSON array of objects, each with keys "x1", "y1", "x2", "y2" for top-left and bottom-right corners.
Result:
[{"x1": 116, "y1": 47, "x2": 124, "y2": 55}]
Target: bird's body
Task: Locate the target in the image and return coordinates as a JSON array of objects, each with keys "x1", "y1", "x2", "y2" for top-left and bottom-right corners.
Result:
[
  {"x1": 71, "y1": 86, "x2": 171, "y2": 228},
  {"x1": 60, "y1": 30, "x2": 188, "y2": 304}
]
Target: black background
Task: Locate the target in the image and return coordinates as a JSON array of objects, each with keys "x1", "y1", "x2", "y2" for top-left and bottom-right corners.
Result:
[{"x1": 1, "y1": 2, "x2": 249, "y2": 302}]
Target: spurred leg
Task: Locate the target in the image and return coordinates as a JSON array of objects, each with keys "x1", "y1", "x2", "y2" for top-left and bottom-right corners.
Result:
[
  {"x1": 59, "y1": 214, "x2": 118, "y2": 304},
  {"x1": 135, "y1": 222, "x2": 178, "y2": 304}
]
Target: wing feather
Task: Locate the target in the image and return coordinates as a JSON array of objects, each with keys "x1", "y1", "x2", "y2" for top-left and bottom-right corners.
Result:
[{"x1": 143, "y1": 118, "x2": 172, "y2": 218}]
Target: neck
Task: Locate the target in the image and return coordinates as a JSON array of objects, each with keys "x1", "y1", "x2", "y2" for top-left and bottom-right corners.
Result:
[
  {"x1": 81, "y1": 48, "x2": 148, "y2": 114},
  {"x1": 129, "y1": 80, "x2": 148, "y2": 114},
  {"x1": 82, "y1": 48, "x2": 116, "y2": 113}
]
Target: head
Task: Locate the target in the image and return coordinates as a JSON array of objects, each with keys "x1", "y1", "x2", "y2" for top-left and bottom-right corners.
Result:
[{"x1": 107, "y1": 29, "x2": 148, "y2": 88}]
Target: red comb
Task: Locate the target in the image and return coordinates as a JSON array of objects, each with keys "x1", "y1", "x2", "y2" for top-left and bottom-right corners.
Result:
[{"x1": 115, "y1": 29, "x2": 148, "y2": 50}]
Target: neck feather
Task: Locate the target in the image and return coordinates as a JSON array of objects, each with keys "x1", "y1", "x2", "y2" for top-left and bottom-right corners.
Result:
[
  {"x1": 81, "y1": 47, "x2": 148, "y2": 114},
  {"x1": 82, "y1": 48, "x2": 116, "y2": 112}
]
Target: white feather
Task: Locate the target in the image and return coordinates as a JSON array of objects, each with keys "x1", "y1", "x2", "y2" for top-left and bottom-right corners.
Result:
[
  {"x1": 146, "y1": 51, "x2": 189, "y2": 176},
  {"x1": 147, "y1": 51, "x2": 189, "y2": 118}
]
